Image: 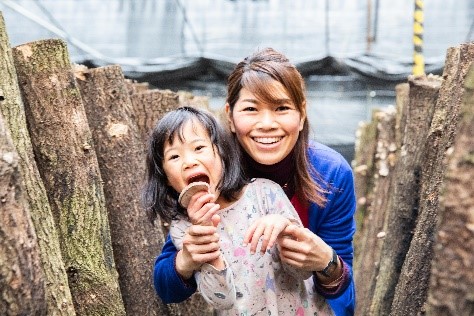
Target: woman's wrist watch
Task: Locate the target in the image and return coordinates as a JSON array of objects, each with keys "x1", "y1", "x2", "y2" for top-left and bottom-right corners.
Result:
[{"x1": 317, "y1": 247, "x2": 338, "y2": 278}]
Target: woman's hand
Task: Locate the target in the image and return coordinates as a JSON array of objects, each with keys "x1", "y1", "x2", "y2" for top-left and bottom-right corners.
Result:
[
  {"x1": 243, "y1": 214, "x2": 291, "y2": 254},
  {"x1": 277, "y1": 224, "x2": 334, "y2": 272},
  {"x1": 175, "y1": 224, "x2": 222, "y2": 279}
]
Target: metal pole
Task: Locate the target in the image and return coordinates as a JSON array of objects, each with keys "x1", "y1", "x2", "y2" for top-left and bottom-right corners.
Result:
[
  {"x1": 325, "y1": 0, "x2": 330, "y2": 56},
  {"x1": 366, "y1": 0, "x2": 372, "y2": 53},
  {"x1": 413, "y1": 0, "x2": 424, "y2": 76}
]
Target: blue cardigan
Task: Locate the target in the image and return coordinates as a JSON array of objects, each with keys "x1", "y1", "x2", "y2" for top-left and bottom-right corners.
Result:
[{"x1": 153, "y1": 141, "x2": 356, "y2": 316}]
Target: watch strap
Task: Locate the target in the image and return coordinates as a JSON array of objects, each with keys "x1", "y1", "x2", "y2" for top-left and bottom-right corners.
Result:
[{"x1": 317, "y1": 247, "x2": 338, "y2": 278}]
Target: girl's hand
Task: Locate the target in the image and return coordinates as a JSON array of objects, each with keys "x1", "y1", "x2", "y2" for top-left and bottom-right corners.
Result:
[
  {"x1": 175, "y1": 224, "x2": 221, "y2": 279},
  {"x1": 243, "y1": 214, "x2": 291, "y2": 254},
  {"x1": 186, "y1": 191, "x2": 220, "y2": 226},
  {"x1": 277, "y1": 224, "x2": 333, "y2": 272}
]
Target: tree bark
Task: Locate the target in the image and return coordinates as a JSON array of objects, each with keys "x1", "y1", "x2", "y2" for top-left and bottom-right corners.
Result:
[
  {"x1": 425, "y1": 63, "x2": 474, "y2": 316},
  {"x1": 394, "y1": 83, "x2": 409, "y2": 149},
  {"x1": 354, "y1": 105, "x2": 398, "y2": 315},
  {"x1": 353, "y1": 109, "x2": 379, "y2": 239},
  {"x1": 12, "y1": 39, "x2": 125, "y2": 315},
  {"x1": 369, "y1": 74, "x2": 442, "y2": 316},
  {"x1": 390, "y1": 43, "x2": 474, "y2": 316},
  {"x1": 124, "y1": 79, "x2": 150, "y2": 95},
  {"x1": 0, "y1": 112, "x2": 46, "y2": 315},
  {"x1": 130, "y1": 89, "x2": 180, "y2": 143},
  {"x1": 74, "y1": 64, "x2": 169, "y2": 316},
  {"x1": 0, "y1": 13, "x2": 76, "y2": 315},
  {"x1": 129, "y1": 87, "x2": 213, "y2": 315}
]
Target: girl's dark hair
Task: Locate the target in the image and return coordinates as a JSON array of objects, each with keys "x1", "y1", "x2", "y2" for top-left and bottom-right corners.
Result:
[
  {"x1": 226, "y1": 47, "x2": 327, "y2": 207},
  {"x1": 143, "y1": 106, "x2": 249, "y2": 223}
]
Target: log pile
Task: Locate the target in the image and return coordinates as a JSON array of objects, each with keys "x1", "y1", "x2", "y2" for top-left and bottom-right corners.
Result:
[
  {"x1": 1, "y1": 10, "x2": 473, "y2": 315},
  {"x1": 0, "y1": 12, "x2": 211, "y2": 316},
  {"x1": 353, "y1": 43, "x2": 474, "y2": 316}
]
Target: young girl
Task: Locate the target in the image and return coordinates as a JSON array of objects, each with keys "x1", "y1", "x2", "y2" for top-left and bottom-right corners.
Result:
[{"x1": 143, "y1": 106, "x2": 333, "y2": 315}]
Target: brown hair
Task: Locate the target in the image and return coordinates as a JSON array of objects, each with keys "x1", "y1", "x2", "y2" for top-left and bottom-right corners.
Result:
[{"x1": 226, "y1": 47, "x2": 327, "y2": 207}]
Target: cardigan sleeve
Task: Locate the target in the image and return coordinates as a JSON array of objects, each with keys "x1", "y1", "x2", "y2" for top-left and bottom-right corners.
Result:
[
  {"x1": 153, "y1": 235, "x2": 197, "y2": 303},
  {"x1": 307, "y1": 142, "x2": 356, "y2": 315}
]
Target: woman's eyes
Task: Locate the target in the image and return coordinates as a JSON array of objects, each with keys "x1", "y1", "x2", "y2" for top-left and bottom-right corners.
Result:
[
  {"x1": 242, "y1": 106, "x2": 257, "y2": 112},
  {"x1": 242, "y1": 105, "x2": 293, "y2": 112},
  {"x1": 276, "y1": 105, "x2": 292, "y2": 111}
]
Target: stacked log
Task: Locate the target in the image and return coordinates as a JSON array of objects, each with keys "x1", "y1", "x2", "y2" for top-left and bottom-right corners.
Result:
[
  {"x1": 130, "y1": 88, "x2": 180, "y2": 143},
  {"x1": 1, "y1": 11, "x2": 472, "y2": 315},
  {"x1": 390, "y1": 43, "x2": 474, "y2": 316},
  {"x1": 353, "y1": 42, "x2": 474, "y2": 315},
  {"x1": 0, "y1": 13, "x2": 75, "y2": 315},
  {"x1": 74, "y1": 64, "x2": 168, "y2": 315},
  {"x1": 123, "y1": 70, "x2": 213, "y2": 316},
  {"x1": 370, "y1": 74, "x2": 442, "y2": 315},
  {"x1": 0, "y1": 111, "x2": 46, "y2": 316},
  {"x1": 425, "y1": 63, "x2": 474, "y2": 316},
  {"x1": 12, "y1": 39, "x2": 125, "y2": 315},
  {"x1": 352, "y1": 105, "x2": 398, "y2": 315}
]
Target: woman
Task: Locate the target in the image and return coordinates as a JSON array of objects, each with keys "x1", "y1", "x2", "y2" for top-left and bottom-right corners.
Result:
[{"x1": 152, "y1": 48, "x2": 356, "y2": 316}]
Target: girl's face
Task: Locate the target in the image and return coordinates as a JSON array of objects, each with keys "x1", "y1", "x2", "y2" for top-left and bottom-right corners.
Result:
[
  {"x1": 162, "y1": 120, "x2": 223, "y2": 199},
  {"x1": 226, "y1": 83, "x2": 305, "y2": 165}
]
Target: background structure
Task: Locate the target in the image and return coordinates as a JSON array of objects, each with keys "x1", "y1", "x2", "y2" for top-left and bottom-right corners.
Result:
[{"x1": 2, "y1": 0, "x2": 473, "y2": 160}]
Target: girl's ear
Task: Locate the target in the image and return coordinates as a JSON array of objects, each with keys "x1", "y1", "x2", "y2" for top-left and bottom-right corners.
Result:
[
  {"x1": 299, "y1": 102, "x2": 307, "y2": 131},
  {"x1": 225, "y1": 103, "x2": 236, "y2": 133}
]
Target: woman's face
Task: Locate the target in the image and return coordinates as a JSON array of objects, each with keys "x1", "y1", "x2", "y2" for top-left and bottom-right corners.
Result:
[{"x1": 226, "y1": 83, "x2": 305, "y2": 165}]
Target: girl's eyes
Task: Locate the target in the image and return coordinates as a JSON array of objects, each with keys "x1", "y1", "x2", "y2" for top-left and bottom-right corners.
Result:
[
  {"x1": 169, "y1": 154, "x2": 179, "y2": 160},
  {"x1": 166, "y1": 144, "x2": 209, "y2": 160}
]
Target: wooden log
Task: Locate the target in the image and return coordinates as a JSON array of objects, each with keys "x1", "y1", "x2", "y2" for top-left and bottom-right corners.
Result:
[
  {"x1": 12, "y1": 39, "x2": 125, "y2": 315},
  {"x1": 0, "y1": 112, "x2": 46, "y2": 315},
  {"x1": 369, "y1": 74, "x2": 442, "y2": 315},
  {"x1": 130, "y1": 89, "x2": 180, "y2": 143},
  {"x1": 124, "y1": 79, "x2": 150, "y2": 95},
  {"x1": 178, "y1": 90, "x2": 210, "y2": 109},
  {"x1": 390, "y1": 43, "x2": 474, "y2": 315},
  {"x1": 129, "y1": 86, "x2": 213, "y2": 316},
  {"x1": 74, "y1": 64, "x2": 169, "y2": 316},
  {"x1": 394, "y1": 83, "x2": 409, "y2": 149},
  {"x1": 0, "y1": 13, "x2": 76, "y2": 315},
  {"x1": 425, "y1": 63, "x2": 474, "y2": 316},
  {"x1": 353, "y1": 106, "x2": 397, "y2": 316},
  {"x1": 353, "y1": 109, "x2": 379, "y2": 235}
]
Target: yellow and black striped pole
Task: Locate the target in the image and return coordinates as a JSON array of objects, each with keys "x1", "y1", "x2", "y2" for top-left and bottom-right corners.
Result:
[{"x1": 413, "y1": 0, "x2": 424, "y2": 76}]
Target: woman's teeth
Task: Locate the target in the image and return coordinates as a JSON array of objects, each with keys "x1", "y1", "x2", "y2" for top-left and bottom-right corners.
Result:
[{"x1": 253, "y1": 137, "x2": 282, "y2": 144}]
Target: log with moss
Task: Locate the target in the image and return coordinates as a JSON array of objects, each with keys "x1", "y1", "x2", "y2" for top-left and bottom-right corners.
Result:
[
  {"x1": 75, "y1": 64, "x2": 169, "y2": 316},
  {"x1": 12, "y1": 39, "x2": 125, "y2": 315},
  {"x1": 0, "y1": 13, "x2": 75, "y2": 315},
  {"x1": 0, "y1": 112, "x2": 46, "y2": 315}
]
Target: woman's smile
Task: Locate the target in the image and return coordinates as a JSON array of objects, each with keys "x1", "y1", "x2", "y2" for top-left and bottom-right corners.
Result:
[{"x1": 252, "y1": 136, "x2": 284, "y2": 145}]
